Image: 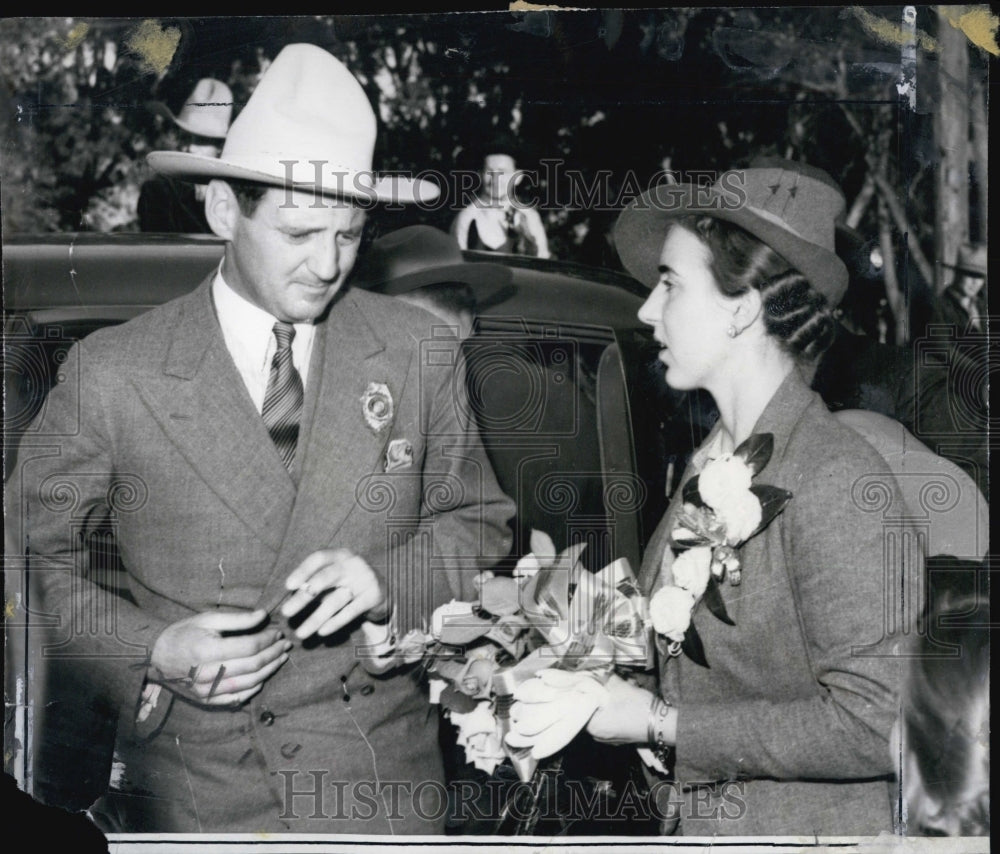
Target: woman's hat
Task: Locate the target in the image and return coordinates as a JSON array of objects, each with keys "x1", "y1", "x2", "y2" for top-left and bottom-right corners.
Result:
[
  {"x1": 147, "y1": 78, "x2": 233, "y2": 140},
  {"x1": 352, "y1": 225, "x2": 512, "y2": 301},
  {"x1": 613, "y1": 159, "x2": 849, "y2": 306},
  {"x1": 147, "y1": 44, "x2": 439, "y2": 205}
]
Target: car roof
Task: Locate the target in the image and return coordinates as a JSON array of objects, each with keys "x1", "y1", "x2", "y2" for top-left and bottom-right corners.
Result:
[{"x1": 3, "y1": 233, "x2": 648, "y2": 332}]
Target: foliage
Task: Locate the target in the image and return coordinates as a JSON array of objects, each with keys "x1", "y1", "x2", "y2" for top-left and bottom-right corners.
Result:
[{"x1": 1, "y1": 10, "x2": 988, "y2": 337}]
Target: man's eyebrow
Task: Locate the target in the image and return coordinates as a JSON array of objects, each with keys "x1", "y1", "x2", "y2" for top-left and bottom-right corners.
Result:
[{"x1": 658, "y1": 264, "x2": 676, "y2": 276}]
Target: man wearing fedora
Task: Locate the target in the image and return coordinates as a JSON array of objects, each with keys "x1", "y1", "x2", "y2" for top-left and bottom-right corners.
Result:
[
  {"x1": 932, "y1": 241, "x2": 988, "y2": 335},
  {"x1": 352, "y1": 224, "x2": 516, "y2": 340},
  {"x1": 13, "y1": 44, "x2": 515, "y2": 834},
  {"x1": 138, "y1": 78, "x2": 233, "y2": 233}
]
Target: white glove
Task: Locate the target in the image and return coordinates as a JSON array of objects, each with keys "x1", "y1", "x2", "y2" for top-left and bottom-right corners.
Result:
[{"x1": 505, "y1": 668, "x2": 608, "y2": 760}]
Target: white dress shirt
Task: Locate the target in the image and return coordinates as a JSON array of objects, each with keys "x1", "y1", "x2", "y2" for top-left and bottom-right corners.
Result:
[{"x1": 211, "y1": 269, "x2": 316, "y2": 413}]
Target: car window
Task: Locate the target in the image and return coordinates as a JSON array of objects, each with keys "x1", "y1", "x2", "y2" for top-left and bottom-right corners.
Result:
[{"x1": 462, "y1": 318, "x2": 714, "y2": 574}]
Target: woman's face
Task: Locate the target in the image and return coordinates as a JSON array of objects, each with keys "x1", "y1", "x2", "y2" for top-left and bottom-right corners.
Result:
[{"x1": 637, "y1": 225, "x2": 736, "y2": 391}]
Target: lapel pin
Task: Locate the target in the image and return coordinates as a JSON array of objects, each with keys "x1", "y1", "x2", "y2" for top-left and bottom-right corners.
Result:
[{"x1": 361, "y1": 382, "x2": 394, "y2": 433}]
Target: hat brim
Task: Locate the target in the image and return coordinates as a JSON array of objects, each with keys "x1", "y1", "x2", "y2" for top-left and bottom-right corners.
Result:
[
  {"x1": 145, "y1": 102, "x2": 228, "y2": 140},
  {"x1": 146, "y1": 150, "x2": 440, "y2": 205},
  {"x1": 942, "y1": 262, "x2": 986, "y2": 277},
  {"x1": 613, "y1": 183, "x2": 848, "y2": 306},
  {"x1": 358, "y1": 260, "x2": 514, "y2": 305}
]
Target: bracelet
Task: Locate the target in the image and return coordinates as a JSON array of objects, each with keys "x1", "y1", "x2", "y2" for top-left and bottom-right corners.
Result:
[{"x1": 646, "y1": 695, "x2": 673, "y2": 766}]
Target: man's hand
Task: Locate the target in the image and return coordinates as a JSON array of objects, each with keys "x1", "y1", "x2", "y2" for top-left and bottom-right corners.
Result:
[
  {"x1": 281, "y1": 548, "x2": 385, "y2": 639},
  {"x1": 148, "y1": 609, "x2": 291, "y2": 707}
]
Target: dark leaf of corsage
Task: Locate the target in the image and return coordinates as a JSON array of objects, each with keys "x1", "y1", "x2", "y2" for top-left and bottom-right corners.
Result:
[
  {"x1": 701, "y1": 575, "x2": 735, "y2": 626},
  {"x1": 733, "y1": 432, "x2": 774, "y2": 476},
  {"x1": 748, "y1": 484, "x2": 794, "y2": 538},
  {"x1": 682, "y1": 475, "x2": 704, "y2": 508},
  {"x1": 681, "y1": 620, "x2": 709, "y2": 668}
]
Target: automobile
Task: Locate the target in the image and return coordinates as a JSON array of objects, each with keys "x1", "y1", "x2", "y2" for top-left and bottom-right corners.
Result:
[{"x1": 3, "y1": 231, "x2": 713, "y2": 835}]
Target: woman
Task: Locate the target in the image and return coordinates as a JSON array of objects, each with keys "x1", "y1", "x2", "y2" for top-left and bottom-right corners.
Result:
[
  {"x1": 510, "y1": 161, "x2": 913, "y2": 836},
  {"x1": 451, "y1": 153, "x2": 551, "y2": 258}
]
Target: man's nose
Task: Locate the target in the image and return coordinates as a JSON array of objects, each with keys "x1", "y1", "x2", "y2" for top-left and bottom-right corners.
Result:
[{"x1": 308, "y1": 238, "x2": 340, "y2": 282}]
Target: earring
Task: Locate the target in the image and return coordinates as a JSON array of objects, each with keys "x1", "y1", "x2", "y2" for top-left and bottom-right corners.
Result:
[{"x1": 726, "y1": 325, "x2": 738, "y2": 338}]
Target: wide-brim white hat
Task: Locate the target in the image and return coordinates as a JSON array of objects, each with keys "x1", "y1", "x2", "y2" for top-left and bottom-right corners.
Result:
[{"x1": 147, "y1": 43, "x2": 439, "y2": 205}]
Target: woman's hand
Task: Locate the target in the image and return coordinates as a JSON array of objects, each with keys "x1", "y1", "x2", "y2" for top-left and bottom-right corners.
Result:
[{"x1": 585, "y1": 673, "x2": 662, "y2": 745}]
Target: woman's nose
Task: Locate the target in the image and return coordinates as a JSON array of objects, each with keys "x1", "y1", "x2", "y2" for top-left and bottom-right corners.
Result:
[{"x1": 637, "y1": 286, "x2": 663, "y2": 326}]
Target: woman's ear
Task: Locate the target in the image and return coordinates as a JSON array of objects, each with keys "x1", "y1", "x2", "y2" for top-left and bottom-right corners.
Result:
[
  {"x1": 204, "y1": 180, "x2": 239, "y2": 240},
  {"x1": 732, "y1": 287, "x2": 763, "y2": 334}
]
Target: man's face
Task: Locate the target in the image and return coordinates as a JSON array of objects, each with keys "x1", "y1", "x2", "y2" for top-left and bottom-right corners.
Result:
[{"x1": 224, "y1": 188, "x2": 366, "y2": 323}]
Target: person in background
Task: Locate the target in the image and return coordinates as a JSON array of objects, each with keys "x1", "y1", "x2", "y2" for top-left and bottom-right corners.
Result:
[
  {"x1": 451, "y1": 152, "x2": 551, "y2": 259},
  {"x1": 138, "y1": 78, "x2": 233, "y2": 233},
  {"x1": 933, "y1": 242, "x2": 988, "y2": 335},
  {"x1": 352, "y1": 224, "x2": 512, "y2": 340},
  {"x1": 898, "y1": 593, "x2": 989, "y2": 836}
]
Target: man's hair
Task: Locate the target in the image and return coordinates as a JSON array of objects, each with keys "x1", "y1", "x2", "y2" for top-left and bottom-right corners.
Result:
[
  {"x1": 904, "y1": 593, "x2": 990, "y2": 835},
  {"x1": 225, "y1": 179, "x2": 269, "y2": 217}
]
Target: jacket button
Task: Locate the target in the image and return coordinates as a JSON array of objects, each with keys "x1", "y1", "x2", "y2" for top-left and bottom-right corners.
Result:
[
  {"x1": 360, "y1": 684, "x2": 374, "y2": 696},
  {"x1": 259, "y1": 709, "x2": 276, "y2": 726}
]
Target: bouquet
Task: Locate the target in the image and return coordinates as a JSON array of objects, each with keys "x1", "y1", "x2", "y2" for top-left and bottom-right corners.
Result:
[{"x1": 359, "y1": 529, "x2": 654, "y2": 783}]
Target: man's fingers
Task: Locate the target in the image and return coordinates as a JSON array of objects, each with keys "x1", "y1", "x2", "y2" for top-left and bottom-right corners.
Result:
[
  {"x1": 195, "y1": 608, "x2": 269, "y2": 634},
  {"x1": 212, "y1": 638, "x2": 292, "y2": 679},
  {"x1": 197, "y1": 652, "x2": 291, "y2": 699},
  {"x1": 204, "y1": 684, "x2": 264, "y2": 707},
  {"x1": 293, "y1": 587, "x2": 353, "y2": 639},
  {"x1": 281, "y1": 559, "x2": 349, "y2": 619},
  {"x1": 285, "y1": 549, "x2": 351, "y2": 591},
  {"x1": 212, "y1": 629, "x2": 287, "y2": 664}
]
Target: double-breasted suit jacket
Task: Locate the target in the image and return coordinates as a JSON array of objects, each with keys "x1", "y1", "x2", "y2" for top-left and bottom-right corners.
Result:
[
  {"x1": 639, "y1": 370, "x2": 914, "y2": 836},
  {"x1": 15, "y1": 276, "x2": 516, "y2": 833}
]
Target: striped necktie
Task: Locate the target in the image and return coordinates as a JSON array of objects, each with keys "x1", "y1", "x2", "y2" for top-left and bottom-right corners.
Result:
[{"x1": 262, "y1": 321, "x2": 304, "y2": 470}]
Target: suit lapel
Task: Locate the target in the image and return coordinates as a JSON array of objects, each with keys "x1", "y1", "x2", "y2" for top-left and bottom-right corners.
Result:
[
  {"x1": 256, "y1": 290, "x2": 414, "y2": 610},
  {"x1": 134, "y1": 279, "x2": 295, "y2": 552}
]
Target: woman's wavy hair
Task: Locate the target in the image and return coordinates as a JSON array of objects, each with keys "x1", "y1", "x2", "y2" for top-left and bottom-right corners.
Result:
[
  {"x1": 673, "y1": 214, "x2": 837, "y2": 362},
  {"x1": 903, "y1": 593, "x2": 990, "y2": 836}
]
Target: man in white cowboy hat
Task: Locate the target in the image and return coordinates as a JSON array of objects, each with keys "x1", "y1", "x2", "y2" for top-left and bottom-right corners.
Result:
[
  {"x1": 13, "y1": 43, "x2": 515, "y2": 834},
  {"x1": 138, "y1": 77, "x2": 233, "y2": 232}
]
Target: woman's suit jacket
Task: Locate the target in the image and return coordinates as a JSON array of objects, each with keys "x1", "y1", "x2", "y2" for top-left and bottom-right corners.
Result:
[
  {"x1": 639, "y1": 369, "x2": 914, "y2": 836},
  {"x1": 13, "y1": 278, "x2": 515, "y2": 833}
]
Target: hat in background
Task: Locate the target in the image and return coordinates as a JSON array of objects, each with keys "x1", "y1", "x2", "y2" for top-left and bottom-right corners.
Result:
[
  {"x1": 147, "y1": 43, "x2": 439, "y2": 205},
  {"x1": 352, "y1": 225, "x2": 512, "y2": 302},
  {"x1": 148, "y1": 78, "x2": 233, "y2": 140},
  {"x1": 945, "y1": 242, "x2": 987, "y2": 278},
  {"x1": 613, "y1": 158, "x2": 849, "y2": 306}
]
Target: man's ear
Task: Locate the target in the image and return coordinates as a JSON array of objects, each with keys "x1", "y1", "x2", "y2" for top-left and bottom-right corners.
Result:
[{"x1": 204, "y1": 180, "x2": 240, "y2": 240}]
